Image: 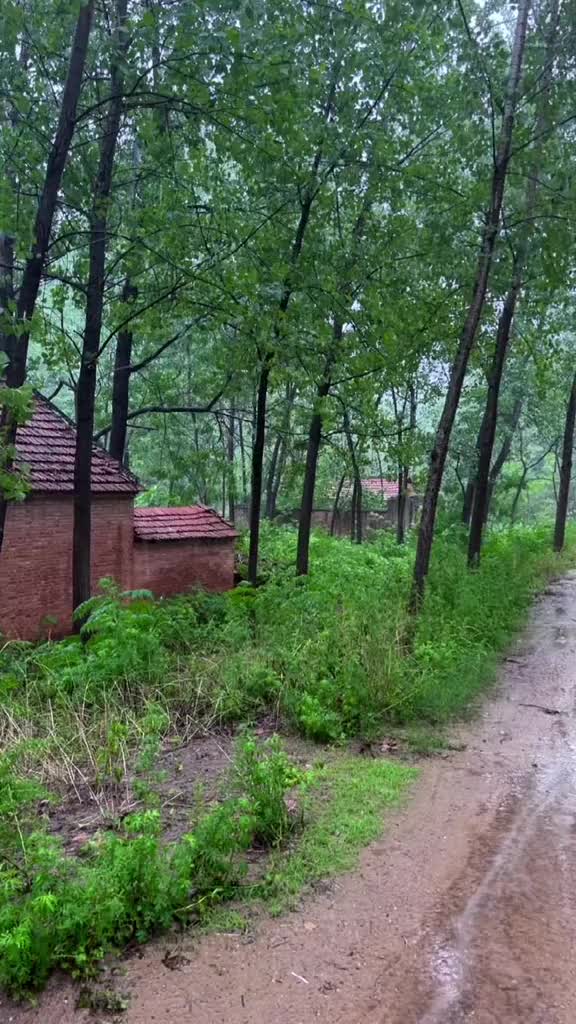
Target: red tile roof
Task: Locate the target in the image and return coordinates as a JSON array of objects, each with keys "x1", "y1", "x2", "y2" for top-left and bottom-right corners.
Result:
[
  {"x1": 15, "y1": 393, "x2": 140, "y2": 494},
  {"x1": 361, "y1": 478, "x2": 399, "y2": 498},
  {"x1": 133, "y1": 506, "x2": 238, "y2": 542}
]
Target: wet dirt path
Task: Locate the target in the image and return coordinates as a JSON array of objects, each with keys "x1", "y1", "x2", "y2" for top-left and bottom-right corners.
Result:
[{"x1": 5, "y1": 573, "x2": 576, "y2": 1024}]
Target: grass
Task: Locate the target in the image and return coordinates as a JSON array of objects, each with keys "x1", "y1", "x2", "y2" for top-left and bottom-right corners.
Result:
[{"x1": 262, "y1": 755, "x2": 417, "y2": 914}]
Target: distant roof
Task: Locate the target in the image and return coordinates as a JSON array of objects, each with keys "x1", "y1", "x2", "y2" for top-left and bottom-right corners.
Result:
[
  {"x1": 361, "y1": 478, "x2": 400, "y2": 498},
  {"x1": 133, "y1": 506, "x2": 238, "y2": 542},
  {"x1": 14, "y1": 393, "x2": 140, "y2": 495}
]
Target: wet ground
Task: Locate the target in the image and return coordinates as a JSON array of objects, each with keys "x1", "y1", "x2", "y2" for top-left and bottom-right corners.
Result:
[{"x1": 4, "y1": 573, "x2": 576, "y2": 1024}]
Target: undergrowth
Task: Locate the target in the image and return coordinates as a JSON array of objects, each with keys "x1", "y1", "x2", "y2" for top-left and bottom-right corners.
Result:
[
  {"x1": 0, "y1": 521, "x2": 573, "y2": 996},
  {"x1": 0, "y1": 734, "x2": 302, "y2": 997}
]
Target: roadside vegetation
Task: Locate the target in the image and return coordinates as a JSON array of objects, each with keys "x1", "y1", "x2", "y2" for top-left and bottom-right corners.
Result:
[
  {"x1": 0, "y1": 522, "x2": 572, "y2": 997},
  {"x1": 2, "y1": 0, "x2": 576, "y2": 1003}
]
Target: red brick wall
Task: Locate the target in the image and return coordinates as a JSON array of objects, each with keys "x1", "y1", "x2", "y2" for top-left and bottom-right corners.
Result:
[
  {"x1": 133, "y1": 538, "x2": 235, "y2": 597},
  {"x1": 0, "y1": 494, "x2": 134, "y2": 640}
]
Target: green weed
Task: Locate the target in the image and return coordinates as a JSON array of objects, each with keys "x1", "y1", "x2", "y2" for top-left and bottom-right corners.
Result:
[
  {"x1": 261, "y1": 755, "x2": 417, "y2": 914},
  {"x1": 0, "y1": 735, "x2": 300, "y2": 997}
]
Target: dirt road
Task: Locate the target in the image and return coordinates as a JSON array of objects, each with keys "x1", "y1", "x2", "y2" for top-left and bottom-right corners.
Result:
[{"x1": 5, "y1": 573, "x2": 576, "y2": 1024}]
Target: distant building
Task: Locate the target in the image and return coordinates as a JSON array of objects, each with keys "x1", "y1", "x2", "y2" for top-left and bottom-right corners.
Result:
[
  {"x1": 233, "y1": 477, "x2": 419, "y2": 536},
  {"x1": 0, "y1": 394, "x2": 237, "y2": 640},
  {"x1": 308, "y1": 477, "x2": 419, "y2": 537}
]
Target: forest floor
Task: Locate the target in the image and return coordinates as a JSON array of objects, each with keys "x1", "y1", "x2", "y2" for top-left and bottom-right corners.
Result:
[{"x1": 4, "y1": 572, "x2": 576, "y2": 1024}]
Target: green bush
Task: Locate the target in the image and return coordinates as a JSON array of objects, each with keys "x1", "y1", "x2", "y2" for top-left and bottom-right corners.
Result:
[{"x1": 232, "y1": 734, "x2": 303, "y2": 845}]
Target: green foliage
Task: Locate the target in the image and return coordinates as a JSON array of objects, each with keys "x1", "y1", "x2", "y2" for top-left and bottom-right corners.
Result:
[
  {"x1": 0, "y1": 735, "x2": 300, "y2": 997},
  {"x1": 232, "y1": 734, "x2": 303, "y2": 846},
  {"x1": 261, "y1": 756, "x2": 416, "y2": 914}
]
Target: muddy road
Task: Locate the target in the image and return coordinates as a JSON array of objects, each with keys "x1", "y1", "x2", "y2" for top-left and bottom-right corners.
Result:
[{"x1": 5, "y1": 573, "x2": 576, "y2": 1024}]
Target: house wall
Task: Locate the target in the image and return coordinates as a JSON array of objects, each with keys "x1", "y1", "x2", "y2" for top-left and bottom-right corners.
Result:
[
  {"x1": 133, "y1": 538, "x2": 235, "y2": 596},
  {"x1": 0, "y1": 494, "x2": 134, "y2": 640}
]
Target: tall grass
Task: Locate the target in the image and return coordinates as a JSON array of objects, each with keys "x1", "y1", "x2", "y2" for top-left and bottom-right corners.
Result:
[{"x1": 0, "y1": 523, "x2": 571, "y2": 770}]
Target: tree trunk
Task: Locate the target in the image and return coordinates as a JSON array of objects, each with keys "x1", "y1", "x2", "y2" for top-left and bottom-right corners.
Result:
[
  {"x1": 464, "y1": 393, "x2": 523, "y2": 525},
  {"x1": 238, "y1": 415, "x2": 247, "y2": 502},
  {"x1": 488, "y1": 396, "x2": 524, "y2": 495},
  {"x1": 109, "y1": 280, "x2": 137, "y2": 464},
  {"x1": 467, "y1": 283, "x2": 520, "y2": 566},
  {"x1": 511, "y1": 467, "x2": 529, "y2": 522},
  {"x1": 350, "y1": 479, "x2": 358, "y2": 542},
  {"x1": 296, "y1": 374, "x2": 331, "y2": 575},
  {"x1": 246, "y1": 72, "x2": 338, "y2": 583},
  {"x1": 410, "y1": 0, "x2": 530, "y2": 610},
  {"x1": 227, "y1": 404, "x2": 236, "y2": 524},
  {"x1": 269, "y1": 436, "x2": 287, "y2": 520},
  {"x1": 72, "y1": 0, "x2": 127, "y2": 615},
  {"x1": 343, "y1": 410, "x2": 362, "y2": 544},
  {"x1": 462, "y1": 479, "x2": 475, "y2": 525},
  {"x1": 355, "y1": 480, "x2": 363, "y2": 544},
  {"x1": 264, "y1": 433, "x2": 283, "y2": 519},
  {"x1": 248, "y1": 358, "x2": 271, "y2": 585},
  {"x1": 265, "y1": 384, "x2": 297, "y2": 519},
  {"x1": 0, "y1": 0, "x2": 94, "y2": 553},
  {"x1": 553, "y1": 371, "x2": 576, "y2": 553},
  {"x1": 467, "y1": 0, "x2": 558, "y2": 567},
  {"x1": 396, "y1": 463, "x2": 407, "y2": 545},
  {"x1": 330, "y1": 474, "x2": 345, "y2": 535},
  {"x1": 0, "y1": 234, "x2": 14, "y2": 367}
]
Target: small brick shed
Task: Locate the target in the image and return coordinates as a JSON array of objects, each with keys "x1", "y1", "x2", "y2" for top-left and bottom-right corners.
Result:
[{"x1": 0, "y1": 394, "x2": 237, "y2": 640}]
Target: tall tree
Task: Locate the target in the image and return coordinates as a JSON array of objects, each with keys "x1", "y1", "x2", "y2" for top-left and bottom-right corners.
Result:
[
  {"x1": 553, "y1": 369, "x2": 576, "y2": 552},
  {"x1": 72, "y1": 0, "x2": 128, "y2": 612},
  {"x1": 467, "y1": 0, "x2": 560, "y2": 567},
  {"x1": 411, "y1": 0, "x2": 531, "y2": 609},
  {"x1": 0, "y1": 1, "x2": 94, "y2": 552}
]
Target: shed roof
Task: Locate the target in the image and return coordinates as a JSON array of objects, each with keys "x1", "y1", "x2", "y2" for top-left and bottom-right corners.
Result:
[
  {"x1": 14, "y1": 393, "x2": 140, "y2": 495},
  {"x1": 133, "y1": 506, "x2": 238, "y2": 542},
  {"x1": 359, "y1": 478, "x2": 417, "y2": 499},
  {"x1": 361, "y1": 478, "x2": 400, "y2": 498}
]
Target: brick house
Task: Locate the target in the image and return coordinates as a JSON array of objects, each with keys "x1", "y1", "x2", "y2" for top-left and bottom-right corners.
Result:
[
  {"x1": 244, "y1": 477, "x2": 420, "y2": 536},
  {"x1": 0, "y1": 394, "x2": 237, "y2": 640}
]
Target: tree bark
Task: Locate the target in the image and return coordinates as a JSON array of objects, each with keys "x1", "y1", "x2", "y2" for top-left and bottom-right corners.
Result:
[
  {"x1": 330, "y1": 473, "x2": 345, "y2": 535},
  {"x1": 462, "y1": 478, "x2": 475, "y2": 526},
  {"x1": 511, "y1": 466, "x2": 529, "y2": 522},
  {"x1": 463, "y1": 393, "x2": 523, "y2": 524},
  {"x1": 348, "y1": 479, "x2": 356, "y2": 544},
  {"x1": 109, "y1": 280, "x2": 137, "y2": 464},
  {"x1": 238, "y1": 415, "x2": 247, "y2": 501},
  {"x1": 488, "y1": 396, "x2": 523, "y2": 494},
  {"x1": 553, "y1": 371, "x2": 576, "y2": 553},
  {"x1": 264, "y1": 433, "x2": 283, "y2": 519},
  {"x1": 410, "y1": 0, "x2": 530, "y2": 610},
  {"x1": 0, "y1": 0, "x2": 94, "y2": 553},
  {"x1": 0, "y1": 234, "x2": 14, "y2": 367},
  {"x1": 227, "y1": 403, "x2": 236, "y2": 524},
  {"x1": 467, "y1": 283, "x2": 520, "y2": 566},
  {"x1": 343, "y1": 410, "x2": 362, "y2": 544},
  {"x1": 72, "y1": 0, "x2": 127, "y2": 615},
  {"x1": 467, "y1": 0, "x2": 558, "y2": 567},
  {"x1": 247, "y1": 357, "x2": 271, "y2": 584},
  {"x1": 269, "y1": 436, "x2": 287, "y2": 519},
  {"x1": 296, "y1": 372, "x2": 331, "y2": 575},
  {"x1": 397, "y1": 465, "x2": 407, "y2": 545},
  {"x1": 265, "y1": 385, "x2": 298, "y2": 519}
]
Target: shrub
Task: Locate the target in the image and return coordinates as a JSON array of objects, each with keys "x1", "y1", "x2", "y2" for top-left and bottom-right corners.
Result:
[{"x1": 232, "y1": 734, "x2": 303, "y2": 845}]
